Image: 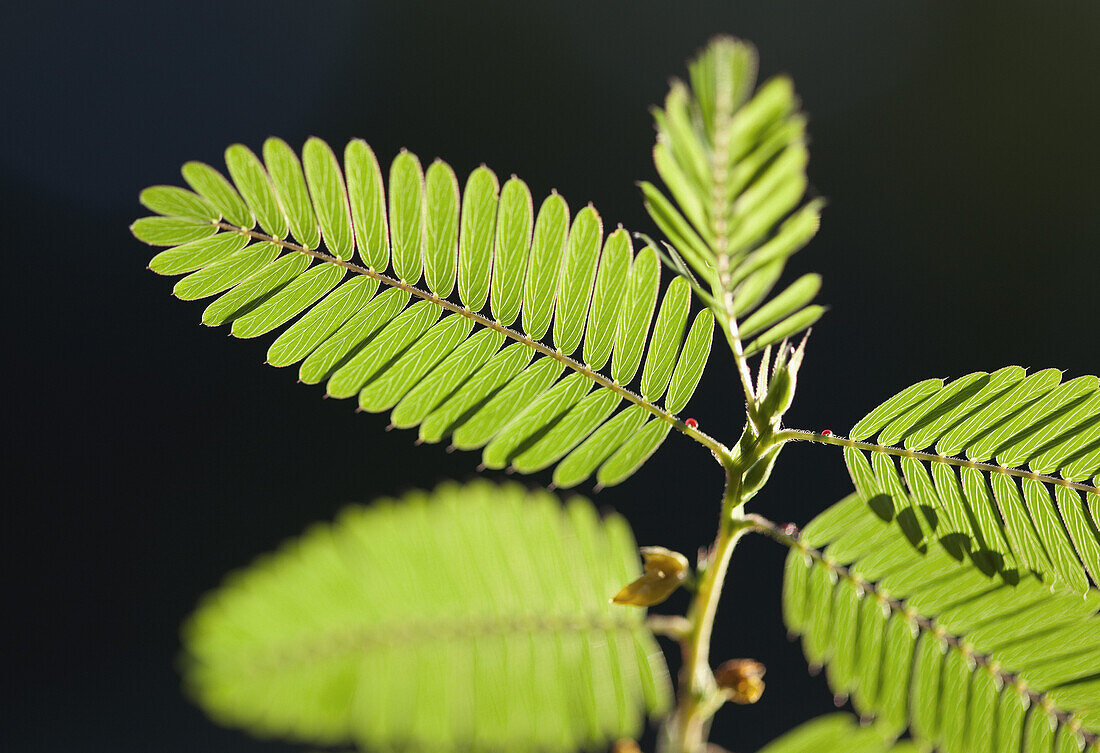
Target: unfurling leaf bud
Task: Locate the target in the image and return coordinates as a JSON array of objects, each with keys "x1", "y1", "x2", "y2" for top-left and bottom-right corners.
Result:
[
  {"x1": 757, "y1": 333, "x2": 808, "y2": 424},
  {"x1": 714, "y1": 658, "x2": 765, "y2": 704},
  {"x1": 611, "y1": 546, "x2": 690, "y2": 607}
]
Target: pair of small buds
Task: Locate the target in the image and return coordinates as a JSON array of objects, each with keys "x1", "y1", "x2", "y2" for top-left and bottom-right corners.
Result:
[
  {"x1": 715, "y1": 658, "x2": 766, "y2": 704},
  {"x1": 611, "y1": 546, "x2": 691, "y2": 607}
]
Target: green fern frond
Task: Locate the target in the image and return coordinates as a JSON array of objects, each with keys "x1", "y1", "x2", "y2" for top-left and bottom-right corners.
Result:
[
  {"x1": 757, "y1": 713, "x2": 919, "y2": 753},
  {"x1": 133, "y1": 138, "x2": 719, "y2": 488},
  {"x1": 822, "y1": 368, "x2": 1100, "y2": 593},
  {"x1": 182, "y1": 481, "x2": 671, "y2": 752},
  {"x1": 640, "y1": 36, "x2": 823, "y2": 358},
  {"x1": 779, "y1": 494, "x2": 1100, "y2": 753}
]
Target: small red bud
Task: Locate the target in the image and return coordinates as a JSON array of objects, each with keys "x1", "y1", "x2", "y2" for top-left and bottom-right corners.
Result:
[
  {"x1": 820, "y1": 429, "x2": 833, "y2": 437},
  {"x1": 685, "y1": 418, "x2": 699, "y2": 429}
]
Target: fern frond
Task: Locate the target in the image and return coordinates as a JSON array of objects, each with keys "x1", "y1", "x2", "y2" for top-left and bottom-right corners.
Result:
[
  {"x1": 776, "y1": 494, "x2": 1100, "y2": 753},
  {"x1": 182, "y1": 481, "x2": 672, "y2": 752},
  {"x1": 641, "y1": 36, "x2": 823, "y2": 364},
  {"x1": 797, "y1": 368, "x2": 1100, "y2": 593},
  {"x1": 757, "y1": 713, "x2": 919, "y2": 753},
  {"x1": 134, "y1": 138, "x2": 720, "y2": 487}
]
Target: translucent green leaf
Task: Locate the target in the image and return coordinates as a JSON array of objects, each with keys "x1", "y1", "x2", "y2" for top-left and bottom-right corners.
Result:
[
  {"x1": 139, "y1": 185, "x2": 218, "y2": 221},
  {"x1": 131, "y1": 216, "x2": 217, "y2": 246},
  {"x1": 298, "y1": 287, "x2": 409, "y2": 384},
  {"x1": 851, "y1": 378, "x2": 945, "y2": 442},
  {"x1": 491, "y1": 177, "x2": 533, "y2": 326},
  {"x1": 554, "y1": 206, "x2": 602, "y2": 356},
  {"x1": 757, "y1": 713, "x2": 907, "y2": 753},
  {"x1": 522, "y1": 193, "x2": 569, "y2": 340},
  {"x1": 201, "y1": 252, "x2": 311, "y2": 327},
  {"x1": 390, "y1": 328, "x2": 505, "y2": 429},
  {"x1": 553, "y1": 405, "x2": 650, "y2": 489},
  {"x1": 182, "y1": 481, "x2": 669, "y2": 753},
  {"x1": 611, "y1": 246, "x2": 660, "y2": 385},
  {"x1": 424, "y1": 160, "x2": 459, "y2": 297},
  {"x1": 344, "y1": 139, "x2": 389, "y2": 270},
  {"x1": 149, "y1": 232, "x2": 249, "y2": 276},
  {"x1": 742, "y1": 304, "x2": 824, "y2": 356},
  {"x1": 181, "y1": 161, "x2": 253, "y2": 229},
  {"x1": 664, "y1": 310, "x2": 714, "y2": 414},
  {"x1": 482, "y1": 372, "x2": 591, "y2": 469},
  {"x1": 263, "y1": 137, "x2": 320, "y2": 249},
  {"x1": 302, "y1": 137, "x2": 354, "y2": 261},
  {"x1": 172, "y1": 242, "x2": 279, "y2": 300},
  {"x1": 224, "y1": 143, "x2": 287, "y2": 238},
  {"x1": 326, "y1": 299, "x2": 440, "y2": 398},
  {"x1": 511, "y1": 389, "x2": 621, "y2": 474},
  {"x1": 388, "y1": 151, "x2": 425, "y2": 284},
  {"x1": 583, "y1": 229, "x2": 631, "y2": 370},
  {"x1": 738, "y1": 273, "x2": 820, "y2": 340},
  {"x1": 357, "y1": 314, "x2": 473, "y2": 413},
  {"x1": 596, "y1": 419, "x2": 671, "y2": 488},
  {"x1": 640, "y1": 277, "x2": 690, "y2": 401},
  {"x1": 452, "y1": 358, "x2": 563, "y2": 450},
  {"x1": 418, "y1": 343, "x2": 533, "y2": 444},
  {"x1": 267, "y1": 276, "x2": 379, "y2": 367},
  {"x1": 457, "y1": 166, "x2": 498, "y2": 311},
  {"x1": 231, "y1": 263, "x2": 345, "y2": 339}
]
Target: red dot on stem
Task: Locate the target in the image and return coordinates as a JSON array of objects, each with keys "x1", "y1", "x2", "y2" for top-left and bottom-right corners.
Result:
[
  {"x1": 820, "y1": 429, "x2": 833, "y2": 437},
  {"x1": 685, "y1": 418, "x2": 699, "y2": 429}
]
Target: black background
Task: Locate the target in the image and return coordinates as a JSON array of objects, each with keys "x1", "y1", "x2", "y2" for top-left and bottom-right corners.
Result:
[{"x1": 4, "y1": 1, "x2": 1098, "y2": 751}]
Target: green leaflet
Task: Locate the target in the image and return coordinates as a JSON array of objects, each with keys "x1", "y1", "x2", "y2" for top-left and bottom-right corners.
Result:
[
  {"x1": 784, "y1": 494, "x2": 1100, "y2": 753},
  {"x1": 451, "y1": 357, "x2": 563, "y2": 451},
  {"x1": 847, "y1": 368, "x2": 1100, "y2": 592},
  {"x1": 583, "y1": 229, "x2": 631, "y2": 370},
  {"x1": 424, "y1": 160, "x2": 460, "y2": 297},
  {"x1": 139, "y1": 139, "x2": 717, "y2": 485},
  {"x1": 390, "y1": 328, "x2": 505, "y2": 429},
  {"x1": 327, "y1": 299, "x2": 441, "y2": 398},
  {"x1": 457, "y1": 166, "x2": 498, "y2": 311},
  {"x1": 182, "y1": 481, "x2": 670, "y2": 753},
  {"x1": 597, "y1": 419, "x2": 672, "y2": 488},
  {"x1": 738, "y1": 272, "x2": 820, "y2": 340},
  {"x1": 202, "y1": 251, "x2": 310, "y2": 326},
  {"x1": 640, "y1": 277, "x2": 690, "y2": 402},
  {"x1": 231, "y1": 263, "x2": 345, "y2": 339},
  {"x1": 181, "y1": 161, "x2": 253, "y2": 228},
  {"x1": 171, "y1": 241, "x2": 278, "y2": 299},
  {"x1": 742, "y1": 303, "x2": 823, "y2": 356},
  {"x1": 263, "y1": 137, "x2": 320, "y2": 249},
  {"x1": 554, "y1": 206, "x2": 602, "y2": 356},
  {"x1": 224, "y1": 143, "x2": 287, "y2": 239},
  {"x1": 139, "y1": 185, "x2": 218, "y2": 222},
  {"x1": 299, "y1": 287, "x2": 410, "y2": 384},
  {"x1": 302, "y1": 137, "x2": 354, "y2": 261},
  {"x1": 357, "y1": 314, "x2": 473, "y2": 413},
  {"x1": 344, "y1": 139, "x2": 389, "y2": 270},
  {"x1": 553, "y1": 405, "x2": 649, "y2": 489},
  {"x1": 266, "y1": 276, "x2": 379, "y2": 367},
  {"x1": 612, "y1": 246, "x2": 660, "y2": 385},
  {"x1": 522, "y1": 193, "x2": 569, "y2": 340},
  {"x1": 132, "y1": 216, "x2": 217, "y2": 246},
  {"x1": 388, "y1": 150, "x2": 426, "y2": 284},
  {"x1": 148, "y1": 232, "x2": 250, "y2": 275}
]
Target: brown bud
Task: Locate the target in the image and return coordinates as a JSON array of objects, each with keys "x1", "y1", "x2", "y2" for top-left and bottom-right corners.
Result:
[
  {"x1": 611, "y1": 546, "x2": 690, "y2": 607},
  {"x1": 715, "y1": 658, "x2": 766, "y2": 704},
  {"x1": 612, "y1": 739, "x2": 642, "y2": 753}
]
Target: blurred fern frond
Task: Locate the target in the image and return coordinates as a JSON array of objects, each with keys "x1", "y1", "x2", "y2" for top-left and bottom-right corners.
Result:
[
  {"x1": 133, "y1": 139, "x2": 718, "y2": 488},
  {"x1": 781, "y1": 493, "x2": 1100, "y2": 753},
  {"x1": 183, "y1": 481, "x2": 671, "y2": 752},
  {"x1": 757, "y1": 713, "x2": 920, "y2": 753}
]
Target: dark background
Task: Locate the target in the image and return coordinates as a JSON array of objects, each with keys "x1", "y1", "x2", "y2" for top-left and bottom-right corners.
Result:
[{"x1": 3, "y1": 1, "x2": 1097, "y2": 751}]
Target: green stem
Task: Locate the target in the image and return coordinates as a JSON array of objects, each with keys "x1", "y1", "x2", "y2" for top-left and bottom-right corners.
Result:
[{"x1": 665, "y1": 461, "x2": 758, "y2": 753}]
